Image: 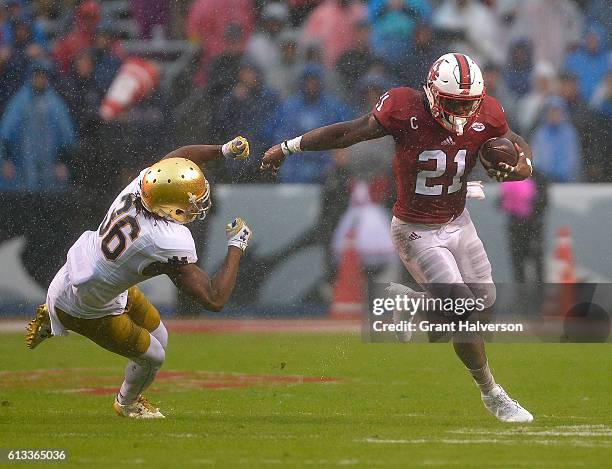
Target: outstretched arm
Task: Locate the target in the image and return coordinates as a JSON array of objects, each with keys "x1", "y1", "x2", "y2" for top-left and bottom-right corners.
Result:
[
  {"x1": 142, "y1": 218, "x2": 253, "y2": 312},
  {"x1": 163, "y1": 145, "x2": 223, "y2": 165},
  {"x1": 163, "y1": 136, "x2": 250, "y2": 166},
  {"x1": 261, "y1": 114, "x2": 388, "y2": 175},
  {"x1": 143, "y1": 249, "x2": 242, "y2": 312},
  {"x1": 300, "y1": 113, "x2": 388, "y2": 150}
]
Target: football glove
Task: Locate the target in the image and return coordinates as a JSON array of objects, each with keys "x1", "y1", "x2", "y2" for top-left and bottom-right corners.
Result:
[
  {"x1": 226, "y1": 217, "x2": 252, "y2": 252},
  {"x1": 222, "y1": 136, "x2": 250, "y2": 161}
]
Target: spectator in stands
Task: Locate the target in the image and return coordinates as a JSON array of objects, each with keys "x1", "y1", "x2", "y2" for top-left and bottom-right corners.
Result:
[
  {"x1": 0, "y1": 59, "x2": 75, "y2": 191},
  {"x1": 516, "y1": 61, "x2": 558, "y2": 136},
  {"x1": 335, "y1": 19, "x2": 375, "y2": 101},
  {"x1": 369, "y1": 0, "x2": 431, "y2": 65},
  {"x1": 503, "y1": 39, "x2": 533, "y2": 96},
  {"x1": 346, "y1": 73, "x2": 395, "y2": 187},
  {"x1": 0, "y1": 16, "x2": 45, "y2": 113},
  {"x1": 1, "y1": 0, "x2": 47, "y2": 48},
  {"x1": 299, "y1": 41, "x2": 336, "y2": 90},
  {"x1": 301, "y1": 0, "x2": 365, "y2": 68},
  {"x1": 131, "y1": 0, "x2": 169, "y2": 39},
  {"x1": 207, "y1": 24, "x2": 247, "y2": 113},
  {"x1": 270, "y1": 64, "x2": 350, "y2": 183},
  {"x1": 319, "y1": 73, "x2": 395, "y2": 292},
  {"x1": 91, "y1": 23, "x2": 122, "y2": 91},
  {"x1": 60, "y1": 49, "x2": 103, "y2": 137},
  {"x1": 563, "y1": 23, "x2": 609, "y2": 102},
  {"x1": 500, "y1": 173, "x2": 548, "y2": 284},
  {"x1": 433, "y1": 0, "x2": 502, "y2": 66},
  {"x1": 530, "y1": 96, "x2": 581, "y2": 182},
  {"x1": 59, "y1": 49, "x2": 104, "y2": 185},
  {"x1": 266, "y1": 28, "x2": 301, "y2": 99},
  {"x1": 186, "y1": 0, "x2": 253, "y2": 85},
  {"x1": 288, "y1": 0, "x2": 322, "y2": 27},
  {"x1": 213, "y1": 60, "x2": 279, "y2": 182},
  {"x1": 399, "y1": 22, "x2": 442, "y2": 88},
  {"x1": 586, "y1": 1, "x2": 611, "y2": 45},
  {"x1": 482, "y1": 63, "x2": 517, "y2": 128},
  {"x1": 507, "y1": 0, "x2": 583, "y2": 70},
  {"x1": 247, "y1": 2, "x2": 289, "y2": 81},
  {"x1": 558, "y1": 72, "x2": 609, "y2": 182},
  {"x1": 53, "y1": 0, "x2": 101, "y2": 75}
]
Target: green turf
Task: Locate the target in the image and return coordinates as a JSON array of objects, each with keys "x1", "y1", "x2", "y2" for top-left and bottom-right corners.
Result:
[{"x1": 0, "y1": 331, "x2": 610, "y2": 468}]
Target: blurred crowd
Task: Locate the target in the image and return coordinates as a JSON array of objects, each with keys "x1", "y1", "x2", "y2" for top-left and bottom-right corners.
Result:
[
  {"x1": 0, "y1": 0, "x2": 610, "y2": 196},
  {"x1": 0, "y1": 0, "x2": 609, "y2": 292}
]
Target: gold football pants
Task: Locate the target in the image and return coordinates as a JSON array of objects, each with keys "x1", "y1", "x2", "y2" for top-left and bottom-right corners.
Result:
[{"x1": 56, "y1": 287, "x2": 161, "y2": 359}]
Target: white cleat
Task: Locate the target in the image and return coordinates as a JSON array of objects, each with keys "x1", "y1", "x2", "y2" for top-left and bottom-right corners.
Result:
[
  {"x1": 385, "y1": 282, "x2": 423, "y2": 343},
  {"x1": 481, "y1": 384, "x2": 534, "y2": 423},
  {"x1": 113, "y1": 396, "x2": 165, "y2": 419}
]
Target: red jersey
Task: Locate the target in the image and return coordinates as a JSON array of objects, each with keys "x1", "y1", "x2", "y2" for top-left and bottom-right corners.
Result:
[{"x1": 372, "y1": 87, "x2": 508, "y2": 224}]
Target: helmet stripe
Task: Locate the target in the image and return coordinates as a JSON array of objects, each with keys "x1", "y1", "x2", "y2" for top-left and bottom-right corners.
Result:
[{"x1": 454, "y1": 53, "x2": 471, "y2": 90}]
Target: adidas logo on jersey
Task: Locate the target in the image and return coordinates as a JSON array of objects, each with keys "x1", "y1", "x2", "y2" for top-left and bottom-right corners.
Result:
[
  {"x1": 441, "y1": 136, "x2": 455, "y2": 146},
  {"x1": 408, "y1": 231, "x2": 422, "y2": 241}
]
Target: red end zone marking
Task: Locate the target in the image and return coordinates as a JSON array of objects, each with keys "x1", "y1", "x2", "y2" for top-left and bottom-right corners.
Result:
[{"x1": 0, "y1": 368, "x2": 341, "y2": 395}]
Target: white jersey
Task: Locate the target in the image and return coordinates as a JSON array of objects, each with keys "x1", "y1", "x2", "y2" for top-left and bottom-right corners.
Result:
[{"x1": 46, "y1": 168, "x2": 197, "y2": 335}]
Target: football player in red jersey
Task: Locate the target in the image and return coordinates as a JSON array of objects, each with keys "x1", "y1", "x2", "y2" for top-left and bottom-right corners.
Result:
[{"x1": 262, "y1": 53, "x2": 534, "y2": 423}]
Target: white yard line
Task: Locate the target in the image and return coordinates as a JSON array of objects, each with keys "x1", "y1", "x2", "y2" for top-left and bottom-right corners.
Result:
[{"x1": 360, "y1": 436, "x2": 610, "y2": 448}]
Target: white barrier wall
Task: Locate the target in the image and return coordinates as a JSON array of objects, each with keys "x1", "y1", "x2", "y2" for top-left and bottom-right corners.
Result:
[{"x1": 1, "y1": 183, "x2": 611, "y2": 314}]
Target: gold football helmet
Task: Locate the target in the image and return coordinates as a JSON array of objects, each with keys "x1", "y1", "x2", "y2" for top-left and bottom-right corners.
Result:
[{"x1": 140, "y1": 158, "x2": 211, "y2": 224}]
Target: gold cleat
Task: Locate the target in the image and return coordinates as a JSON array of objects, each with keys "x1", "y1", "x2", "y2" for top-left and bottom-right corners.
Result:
[
  {"x1": 26, "y1": 304, "x2": 52, "y2": 349},
  {"x1": 113, "y1": 395, "x2": 165, "y2": 419}
]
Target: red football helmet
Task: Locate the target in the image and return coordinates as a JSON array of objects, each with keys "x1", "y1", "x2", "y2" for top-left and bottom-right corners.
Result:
[{"x1": 424, "y1": 53, "x2": 485, "y2": 135}]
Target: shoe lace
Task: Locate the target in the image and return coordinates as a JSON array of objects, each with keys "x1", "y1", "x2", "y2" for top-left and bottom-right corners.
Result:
[
  {"x1": 137, "y1": 396, "x2": 158, "y2": 412},
  {"x1": 493, "y1": 389, "x2": 519, "y2": 413}
]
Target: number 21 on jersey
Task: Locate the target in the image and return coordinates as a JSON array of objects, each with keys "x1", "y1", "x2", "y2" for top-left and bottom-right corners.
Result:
[{"x1": 415, "y1": 149, "x2": 466, "y2": 196}]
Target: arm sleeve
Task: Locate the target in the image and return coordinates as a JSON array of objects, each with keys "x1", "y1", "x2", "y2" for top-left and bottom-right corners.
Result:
[
  {"x1": 483, "y1": 96, "x2": 510, "y2": 136},
  {"x1": 371, "y1": 88, "x2": 413, "y2": 135},
  {"x1": 138, "y1": 227, "x2": 198, "y2": 274},
  {"x1": 153, "y1": 228, "x2": 198, "y2": 265}
]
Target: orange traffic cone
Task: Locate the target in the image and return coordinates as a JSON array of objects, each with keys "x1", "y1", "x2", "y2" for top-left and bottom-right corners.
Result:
[
  {"x1": 329, "y1": 231, "x2": 366, "y2": 319},
  {"x1": 554, "y1": 225, "x2": 576, "y2": 318},
  {"x1": 100, "y1": 57, "x2": 160, "y2": 121},
  {"x1": 554, "y1": 225, "x2": 576, "y2": 284}
]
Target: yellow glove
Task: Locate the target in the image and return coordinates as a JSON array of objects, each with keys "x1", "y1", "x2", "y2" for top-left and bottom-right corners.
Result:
[
  {"x1": 226, "y1": 217, "x2": 252, "y2": 252},
  {"x1": 222, "y1": 136, "x2": 250, "y2": 161}
]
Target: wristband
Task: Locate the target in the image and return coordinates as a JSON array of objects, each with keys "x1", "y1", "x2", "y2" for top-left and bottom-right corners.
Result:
[
  {"x1": 280, "y1": 136, "x2": 303, "y2": 156},
  {"x1": 525, "y1": 157, "x2": 533, "y2": 176}
]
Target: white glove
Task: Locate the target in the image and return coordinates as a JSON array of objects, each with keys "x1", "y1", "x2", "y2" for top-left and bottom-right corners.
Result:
[
  {"x1": 221, "y1": 136, "x2": 250, "y2": 161},
  {"x1": 226, "y1": 218, "x2": 252, "y2": 252},
  {"x1": 467, "y1": 180, "x2": 485, "y2": 200}
]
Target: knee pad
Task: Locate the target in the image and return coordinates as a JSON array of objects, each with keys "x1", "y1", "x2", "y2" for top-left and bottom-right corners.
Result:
[
  {"x1": 151, "y1": 321, "x2": 168, "y2": 350},
  {"x1": 135, "y1": 336, "x2": 165, "y2": 369},
  {"x1": 470, "y1": 283, "x2": 496, "y2": 309}
]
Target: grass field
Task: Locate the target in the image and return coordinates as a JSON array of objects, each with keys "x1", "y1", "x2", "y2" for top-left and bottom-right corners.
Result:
[{"x1": 0, "y1": 325, "x2": 610, "y2": 468}]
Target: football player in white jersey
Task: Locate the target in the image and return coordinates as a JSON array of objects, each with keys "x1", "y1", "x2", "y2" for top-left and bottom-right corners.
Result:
[{"x1": 25, "y1": 136, "x2": 252, "y2": 419}]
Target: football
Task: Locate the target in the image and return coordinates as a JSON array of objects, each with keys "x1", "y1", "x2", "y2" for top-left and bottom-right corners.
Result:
[{"x1": 479, "y1": 137, "x2": 519, "y2": 168}]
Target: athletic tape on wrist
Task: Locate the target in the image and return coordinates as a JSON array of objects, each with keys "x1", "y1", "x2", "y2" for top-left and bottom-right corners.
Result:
[
  {"x1": 525, "y1": 157, "x2": 533, "y2": 176},
  {"x1": 281, "y1": 136, "x2": 303, "y2": 156}
]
